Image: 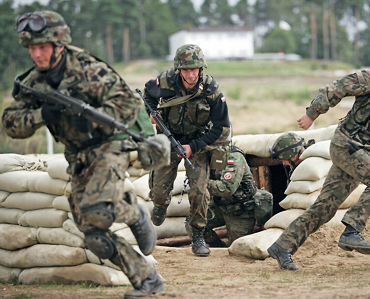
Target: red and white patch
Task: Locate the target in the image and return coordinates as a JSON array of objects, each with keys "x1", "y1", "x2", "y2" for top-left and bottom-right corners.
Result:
[
  {"x1": 221, "y1": 96, "x2": 226, "y2": 102},
  {"x1": 224, "y1": 172, "x2": 233, "y2": 180},
  {"x1": 156, "y1": 78, "x2": 159, "y2": 85},
  {"x1": 227, "y1": 160, "x2": 234, "y2": 165}
]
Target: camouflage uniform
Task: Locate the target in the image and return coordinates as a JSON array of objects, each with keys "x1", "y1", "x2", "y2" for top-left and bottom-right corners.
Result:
[
  {"x1": 274, "y1": 70, "x2": 370, "y2": 255},
  {"x1": 2, "y1": 11, "x2": 162, "y2": 291},
  {"x1": 144, "y1": 45, "x2": 231, "y2": 229},
  {"x1": 206, "y1": 146, "x2": 273, "y2": 245}
]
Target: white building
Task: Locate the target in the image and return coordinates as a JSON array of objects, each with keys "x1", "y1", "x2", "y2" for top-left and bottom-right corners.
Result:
[{"x1": 169, "y1": 27, "x2": 254, "y2": 60}]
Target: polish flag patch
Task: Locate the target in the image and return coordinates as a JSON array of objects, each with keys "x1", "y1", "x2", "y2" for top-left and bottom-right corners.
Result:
[
  {"x1": 224, "y1": 172, "x2": 233, "y2": 180},
  {"x1": 156, "y1": 78, "x2": 159, "y2": 85},
  {"x1": 221, "y1": 96, "x2": 226, "y2": 102},
  {"x1": 227, "y1": 160, "x2": 234, "y2": 165}
]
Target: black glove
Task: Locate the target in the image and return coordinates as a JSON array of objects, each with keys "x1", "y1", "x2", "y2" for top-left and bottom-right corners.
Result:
[
  {"x1": 71, "y1": 115, "x2": 93, "y2": 133},
  {"x1": 41, "y1": 104, "x2": 64, "y2": 125}
]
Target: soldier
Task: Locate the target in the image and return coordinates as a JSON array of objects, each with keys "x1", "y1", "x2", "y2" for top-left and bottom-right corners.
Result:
[
  {"x1": 3, "y1": 11, "x2": 169, "y2": 298},
  {"x1": 270, "y1": 132, "x2": 315, "y2": 184},
  {"x1": 143, "y1": 44, "x2": 231, "y2": 257},
  {"x1": 267, "y1": 70, "x2": 370, "y2": 271},
  {"x1": 186, "y1": 145, "x2": 273, "y2": 247}
]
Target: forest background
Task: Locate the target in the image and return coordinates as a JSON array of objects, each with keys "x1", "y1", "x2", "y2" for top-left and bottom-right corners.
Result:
[{"x1": 0, "y1": 0, "x2": 369, "y2": 154}]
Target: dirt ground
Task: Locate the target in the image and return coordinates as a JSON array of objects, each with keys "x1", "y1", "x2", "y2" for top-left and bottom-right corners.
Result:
[{"x1": 2, "y1": 223, "x2": 370, "y2": 299}]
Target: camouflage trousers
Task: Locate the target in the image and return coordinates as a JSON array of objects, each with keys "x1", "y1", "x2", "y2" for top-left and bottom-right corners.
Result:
[
  {"x1": 205, "y1": 200, "x2": 255, "y2": 246},
  {"x1": 276, "y1": 141, "x2": 370, "y2": 255},
  {"x1": 66, "y1": 141, "x2": 152, "y2": 288},
  {"x1": 149, "y1": 151, "x2": 210, "y2": 228}
]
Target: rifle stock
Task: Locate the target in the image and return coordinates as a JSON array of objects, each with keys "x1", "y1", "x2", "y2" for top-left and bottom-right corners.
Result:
[
  {"x1": 16, "y1": 80, "x2": 162, "y2": 149},
  {"x1": 135, "y1": 88, "x2": 195, "y2": 170}
]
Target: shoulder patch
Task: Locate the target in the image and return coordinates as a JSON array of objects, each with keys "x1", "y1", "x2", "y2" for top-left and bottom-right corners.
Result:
[
  {"x1": 224, "y1": 172, "x2": 233, "y2": 180},
  {"x1": 221, "y1": 96, "x2": 226, "y2": 102},
  {"x1": 227, "y1": 160, "x2": 234, "y2": 165}
]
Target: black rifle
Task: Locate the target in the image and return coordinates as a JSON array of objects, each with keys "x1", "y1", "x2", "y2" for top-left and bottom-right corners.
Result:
[
  {"x1": 15, "y1": 80, "x2": 162, "y2": 149},
  {"x1": 135, "y1": 88, "x2": 194, "y2": 169}
]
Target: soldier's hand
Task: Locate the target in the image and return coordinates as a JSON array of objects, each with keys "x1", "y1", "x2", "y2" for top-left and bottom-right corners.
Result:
[
  {"x1": 297, "y1": 113, "x2": 314, "y2": 130},
  {"x1": 41, "y1": 104, "x2": 64, "y2": 125},
  {"x1": 181, "y1": 144, "x2": 192, "y2": 158},
  {"x1": 150, "y1": 114, "x2": 162, "y2": 126}
]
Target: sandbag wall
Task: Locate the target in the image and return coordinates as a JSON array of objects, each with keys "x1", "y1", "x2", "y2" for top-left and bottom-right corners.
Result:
[
  {"x1": 229, "y1": 125, "x2": 364, "y2": 260},
  {"x1": 0, "y1": 154, "x2": 157, "y2": 285}
]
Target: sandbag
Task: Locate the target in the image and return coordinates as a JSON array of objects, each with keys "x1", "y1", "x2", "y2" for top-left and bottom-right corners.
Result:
[
  {"x1": 0, "y1": 265, "x2": 22, "y2": 281},
  {"x1": 264, "y1": 209, "x2": 305, "y2": 230},
  {"x1": 290, "y1": 157, "x2": 332, "y2": 181},
  {"x1": 299, "y1": 140, "x2": 331, "y2": 160},
  {"x1": 0, "y1": 190, "x2": 10, "y2": 205},
  {"x1": 325, "y1": 209, "x2": 346, "y2": 229},
  {"x1": 52, "y1": 195, "x2": 71, "y2": 212},
  {"x1": 0, "y1": 171, "x2": 34, "y2": 192},
  {"x1": 0, "y1": 244, "x2": 87, "y2": 268},
  {"x1": 114, "y1": 227, "x2": 137, "y2": 245},
  {"x1": 18, "y1": 263, "x2": 130, "y2": 286},
  {"x1": 0, "y1": 153, "x2": 47, "y2": 174},
  {"x1": 127, "y1": 166, "x2": 149, "y2": 177},
  {"x1": 47, "y1": 158, "x2": 70, "y2": 181},
  {"x1": 0, "y1": 208, "x2": 25, "y2": 224},
  {"x1": 1, "y1": 192, "x2": 55, "y2": 210},
  {"x1": 37, "y1": 227, "x2": 85, "y2": 248},
  {"x1": 18, "y1": 209, "x2": 68, "y2": 228},
  {"x1": 141, "y1": 194, "x2": 190, "y2": 217},
  {"x1": 228, "y1": 228, "x2": 284, "y2": 260},
  {"x1": 285, "y1": 177, "x2": 326, "y2": 195},
  {"x1": 109, "y1": 222, "x2": 128, "y2": 232},
  {"x1": 64, "y1": 182, "x2": 72, "y2": 196},
  {"x1": 62, "y1": 219, "x2": 85, "y2": 239},
  {"x1": 155, "y1": 217, "x2": 187, "y2": 239},
  {"x1": 280, "y1": 184, "x2": 365, "y2": 210},
  {"x1": 0, "y1": 224, "x2": 38, "y2": 250},
  {"x1": 27, "y1": 171, "x2": 68, "y2": 195}
]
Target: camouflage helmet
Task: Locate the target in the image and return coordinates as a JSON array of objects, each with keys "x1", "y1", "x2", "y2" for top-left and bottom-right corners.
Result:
[
  {"x1": 269, "y1": 132, "x2": 305, "y2": 161},
  {"x1": 17, "y1": 10, "x2": 71, "y2": 48},
  {"x1": 174, "y1": 44, "x2": 208, "y2": 70}
]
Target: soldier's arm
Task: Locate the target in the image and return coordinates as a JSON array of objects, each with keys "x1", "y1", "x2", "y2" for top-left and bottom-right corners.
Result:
[
  {"x1": 306, "y1": 70, "x2": 370, "y2": 121},
  {"x1": 2, "y1": 97, "x2": 44, "y2": 139},
  {"x1": 207, "y1": 154, "x2": 244, "y2": 198}
]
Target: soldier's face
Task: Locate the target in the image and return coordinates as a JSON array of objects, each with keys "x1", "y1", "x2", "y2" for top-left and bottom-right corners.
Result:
[
  {"x1": 180, "y1": 68, "x2": 200, "y2": 87},
  {"x1": 29, "y1": 43, "x2": 54, "y2": 69}
]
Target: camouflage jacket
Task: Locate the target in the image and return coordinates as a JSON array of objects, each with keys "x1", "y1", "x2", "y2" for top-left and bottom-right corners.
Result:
[
  {"x1": 2, "y1": 45, "x2": 151, "y2": 155},
  {"x1": 144, "y1": 68, "x2": 230, "y2": 153},
  {"x1": 207, "y1": 150, "x2": 257, "y2": 204},
  {"x1": 306, "y1": 70, "x2": 370, "y2": 147}
]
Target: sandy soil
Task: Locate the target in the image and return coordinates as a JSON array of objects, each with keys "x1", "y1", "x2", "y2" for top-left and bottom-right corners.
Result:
[{"x1": 2, "y1": 224, "x2": 370, "y2": 299}]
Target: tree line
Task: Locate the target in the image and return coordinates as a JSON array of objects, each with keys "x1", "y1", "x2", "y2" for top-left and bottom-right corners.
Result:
[{"x1": 1, "y1": 0, "x2": 370, "y2": 90}]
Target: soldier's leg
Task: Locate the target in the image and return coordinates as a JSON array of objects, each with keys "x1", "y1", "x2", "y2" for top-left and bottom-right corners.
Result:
[
  {"x1": 223, "y1": 204, "x2": 255, "y2": 245},
  {"x1": 204, "y1": 202, "x2": 227, "y2": 247},
  {"x1": 69, "y1": 148, "x2": 162, "y2": 294},
  {"x1": 186, "y1": 151, "x2": 211, "y2": 256},
  {"x1": 268, "y1": 143, "x2": 359, "y2": 270},
  {"x1": 149, "y1": 153, "x2": 181, "y2": 226}
]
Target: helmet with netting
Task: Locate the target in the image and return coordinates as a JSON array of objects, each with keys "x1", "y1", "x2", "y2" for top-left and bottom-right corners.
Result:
[
  {"x1": 269, "y1": 132, "x2": 305, "y2": 161},
  {"x1": 174, "y1": 44, "x2": 208, "y2": 70},
  {"x1": 17, "y1": 10, "x2": 71, "y2": 47}
]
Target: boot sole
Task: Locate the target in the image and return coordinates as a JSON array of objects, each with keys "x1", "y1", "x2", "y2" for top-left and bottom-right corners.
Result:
[
  {"x1": 338, "y1": 243, "x2": 370, "y2": 254},
  {"x1": 123, "y1": 283, "x2": 164, "y2": 299}
]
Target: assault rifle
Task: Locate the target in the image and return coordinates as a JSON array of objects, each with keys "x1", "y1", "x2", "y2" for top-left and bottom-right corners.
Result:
[
  {"x1": 135, "y1": 88, "x2": 194, "y2": 170},
  {"x1": 15, "y1": 80, "x2": 162, "y2": 149}
]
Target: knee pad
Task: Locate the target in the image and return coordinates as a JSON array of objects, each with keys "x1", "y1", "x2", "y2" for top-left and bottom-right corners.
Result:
[
  {"x1": 85, "y1": 230, "x2": 117, "y2": 260},
  {"x1": 81, "y1": 202, "x2": 115, "y2": 231}
]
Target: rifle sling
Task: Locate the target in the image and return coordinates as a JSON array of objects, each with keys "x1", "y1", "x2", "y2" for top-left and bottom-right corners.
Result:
[{"x1": 158, "y1": 84, "x2": 203, "y2": 109}]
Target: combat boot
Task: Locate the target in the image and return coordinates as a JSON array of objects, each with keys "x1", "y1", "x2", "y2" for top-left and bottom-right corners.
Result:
[
  {"x1": 191, "y1": 226, "x2": 210, "y2": 257},
  {"x1": 129, "y1": 204, "x2": 157, "y2": 256},
  {"x1": 267, "y1": 242, "x2": 299, "y2": 271},
  {"x1": 338, "y1": 224, "x2": 370, "y2": 254},
  {"x1": 151, "y1": 205, "x2": 167, "y2": 226},
  {"x1": 124, "y1": 269, "x2": 164, "y2": 299}
]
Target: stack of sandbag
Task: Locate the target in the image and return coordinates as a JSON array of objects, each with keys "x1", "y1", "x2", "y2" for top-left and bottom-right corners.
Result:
[
  {"x1": 127, "y1": 152, "x2": 189, "y2": 239},
  {"x1": 0, "y1": 153, "x2": 157, "y2": 285},
  {"x1": 229, "y1": 125, "x2": 365, "y2": 260}
]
